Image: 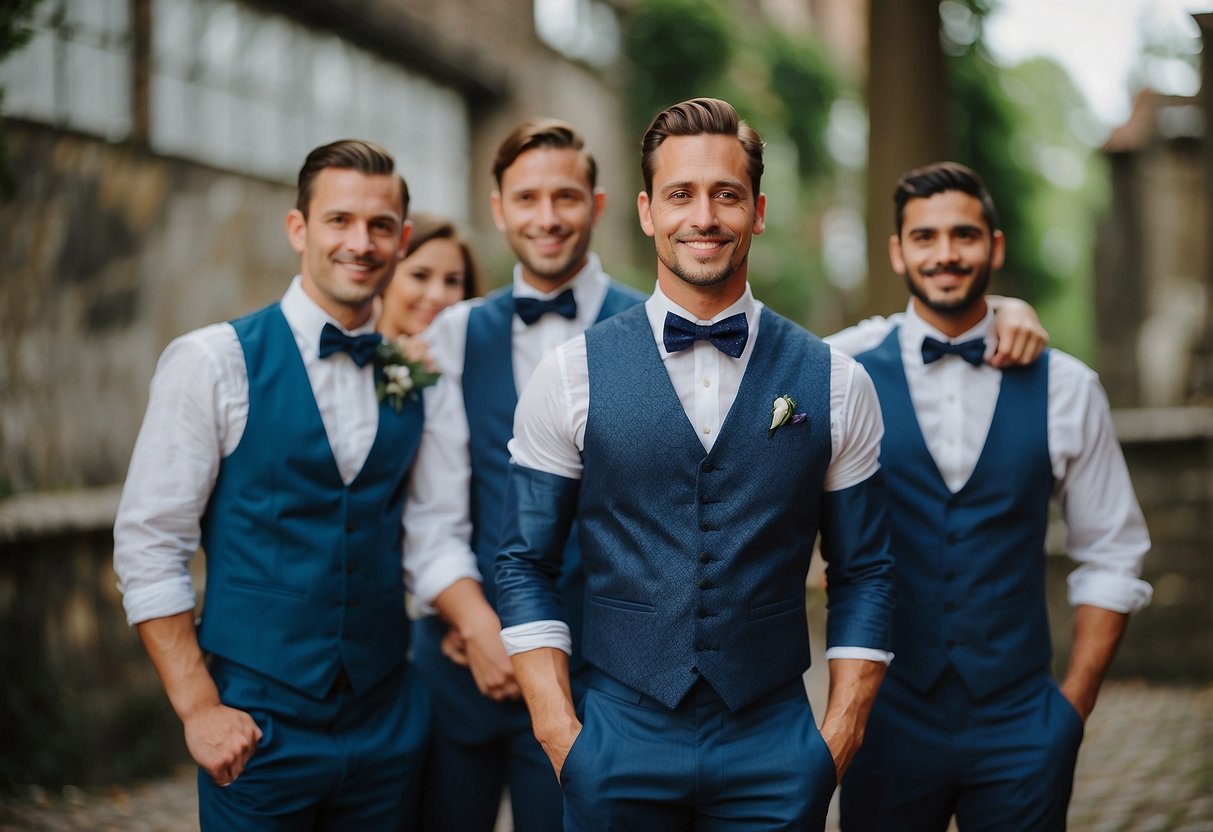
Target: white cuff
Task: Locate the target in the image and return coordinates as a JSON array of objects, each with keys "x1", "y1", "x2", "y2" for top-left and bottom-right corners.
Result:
[
  {"x1": 121, "y1": 575, "x2": 198, "y2": 626},
  {"x1": 824, "y1": 646, "x2": 894, "y2": 665},
  {"x1": 500, "y1": 620, "x2": 572, "y2": 656},
  {"x1": 1067, "y1": 567, "x2": 1153, "y2": 614}
]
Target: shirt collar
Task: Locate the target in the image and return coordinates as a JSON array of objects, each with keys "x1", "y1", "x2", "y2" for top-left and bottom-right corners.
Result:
[
  {"x1": 645, "y1": 282, "x2": 762, "y2": 355},
  {"x1": 511, "y1": 251, "x2": 608, "y2": 302},
  {"x1": 901, "y1": 300, "x2": 994, "y2": 365},
  {"x1": 281, "y1": 275, "x2": 380, "y2": 359}
]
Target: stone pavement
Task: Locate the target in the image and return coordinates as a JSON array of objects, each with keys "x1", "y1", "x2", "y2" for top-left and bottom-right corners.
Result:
[{"x1": 0, "y1": 679, "x2": 1208, "y2": 831}]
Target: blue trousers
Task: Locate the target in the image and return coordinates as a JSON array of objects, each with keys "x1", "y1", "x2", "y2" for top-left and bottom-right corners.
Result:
[
  {"x1": 197, "y1": 658, "x2": 430, "y2": 831},
  {"x1": 559, "y1": 672, "x2": 837, "y2": 831},
  {"x1": 840, "y1": 670, "x2": 1084, "y2": 832}
]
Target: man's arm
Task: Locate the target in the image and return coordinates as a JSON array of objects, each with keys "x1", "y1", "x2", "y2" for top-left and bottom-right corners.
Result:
[
  {"x1": 1059, "y1": 605, "x2": 1128, "y2": 722},
  {"x1": 987, "y1": 295, "x2": 1048, "y2": 367},
  {"x1": 511, "y1": 646, "x2": 580, "y2": 781},
  {"x1": 137, "y1": 612, "x2": 261, "y2": 785}
]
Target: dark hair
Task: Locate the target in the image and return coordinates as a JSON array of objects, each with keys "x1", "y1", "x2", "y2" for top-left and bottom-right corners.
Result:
[
  {"x1": 492, "y1": 118, "x2": 597, "y2": 189},
  {"x1": 403, "y1": 212, "x2": 482, "y2": 299},
  {"x1": 640, "y1": 98, "x2": 765, "y2": 199},
  {"x1": 893, "y1": 161, "x2": 999, "y2": 234},
  {"x1": 296, "y1": 139, "x2": 410, "y2": 218}
]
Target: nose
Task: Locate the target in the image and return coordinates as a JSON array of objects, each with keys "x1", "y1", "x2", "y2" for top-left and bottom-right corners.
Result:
[
  {"x1": 423, "y1": 277, "x2": 449, "y2": 303},
  {"x1": 536, "y1": 196, "x2": 560, "y2": 230},
  {"x1": 346, "y1": 221, "x2": 373, "y2": 254},
  {"x1": 689, "y1": 194, "x2": 717, "y2": 230}
]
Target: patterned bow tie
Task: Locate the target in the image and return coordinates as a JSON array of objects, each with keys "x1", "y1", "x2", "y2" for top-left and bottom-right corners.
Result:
[
  {"x1": 921, "y1": 335, "x2": 986, "y2": 367},
  {"x1": 318, "y1": 322, "x2": 383, "y2": 367},
  {"x1": 514, "y1": 289, "x2": 577, "y2": 325},
  {"x1": 662, "y1": 311, "x2": 749, "y2": 359}
]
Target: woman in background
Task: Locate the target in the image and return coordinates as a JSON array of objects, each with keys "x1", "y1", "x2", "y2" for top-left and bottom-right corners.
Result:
[{"x1": 379, "y1": 212, "x2": 481, "y2": 338}]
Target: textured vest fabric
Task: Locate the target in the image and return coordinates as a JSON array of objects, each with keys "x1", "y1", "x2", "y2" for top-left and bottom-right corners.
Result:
[
  {"x1": 413, "y1": 281, "x2": 643, "y2": 743},
  {"x1": 198, "y1": 304, "x2": 423, "y2": 699},
  {"x1": 856, "y1": 328, "x2": 1054, "y2": 698},
  {"x1": 579, "y1": 305, "x2": 832, "y2": 711}
]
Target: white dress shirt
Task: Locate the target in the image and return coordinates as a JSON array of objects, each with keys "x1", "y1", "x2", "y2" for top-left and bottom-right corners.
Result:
[
  {"x1": 825, "y1": 302, "x2": 1152, "y2": 614},
  {"x1": 501, "y1": 283, "x2": 892, "y2": 663},
  {"x1": 113, "y1": 276, "x2": 446, "y2": 625},
  {"x1": 402, "y1": 254, "x2": 614, "y2": 608}
]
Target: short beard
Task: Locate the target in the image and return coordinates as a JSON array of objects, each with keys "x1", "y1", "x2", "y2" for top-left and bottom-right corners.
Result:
[
  {"x1": 659, "y1": 242, "x2": 741, "y2": 289},
  {"x1": 906, "y1": 261, "x2": 991, "y2": 318}
]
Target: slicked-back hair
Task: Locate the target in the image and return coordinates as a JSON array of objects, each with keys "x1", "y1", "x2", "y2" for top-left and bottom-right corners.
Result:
[
  {"x1": 295, "y1": 139, "x2": 410, "y2": 218},
  {"x1": 640, "y1": 98, "x2": 765, "y2": 199},
  {"x1": 893, "y1": 161, "x2": 999, "y2": 235},
  {"x1": 403, "y1": 212, "x2": 482, "y2": 300},
  {"x1": 492, "y1": 118, "x2": 598, "y2": 190}
]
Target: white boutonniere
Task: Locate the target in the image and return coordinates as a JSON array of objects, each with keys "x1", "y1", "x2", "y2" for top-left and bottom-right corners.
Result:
[
  {"x1": 769, "y1": 394, "x2": 807, "y2": 436},
  {"x1": 375, "y1": 340, "x2": 440, "y2": 412}
]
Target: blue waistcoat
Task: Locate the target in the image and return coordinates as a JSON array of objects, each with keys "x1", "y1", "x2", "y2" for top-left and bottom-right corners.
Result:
[
  {"x1": 412, "y1": 281, "x2": 643, "y2": 743},
  {"x1": 579, "y1": 305, "x2": 833, "y2": 711},
  {"x1": 197, "y1": 304, "x2": 424, "y2": 699},
  {"x1": 856, "y1": 328, "x2": 1054, "y2": 698}
]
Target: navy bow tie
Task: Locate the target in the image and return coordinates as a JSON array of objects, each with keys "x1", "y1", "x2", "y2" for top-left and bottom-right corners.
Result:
[
  {"x1": 921, "y1": 335, "x2": 985, "y2": 367},
  {"x1": 318, "y1": 322, "x2": 382, "y2": 367},
  {"x1": 515, "y1": 289, "x2": 577, "y2": 325},
  {"x1": 662, "y1": 311, "x2": 749, "y2": 359}
]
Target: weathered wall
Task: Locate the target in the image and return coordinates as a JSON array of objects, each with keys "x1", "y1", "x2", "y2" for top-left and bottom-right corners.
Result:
[{"x1": 0, "y1": 121, "x2": 297, "y2": 496}]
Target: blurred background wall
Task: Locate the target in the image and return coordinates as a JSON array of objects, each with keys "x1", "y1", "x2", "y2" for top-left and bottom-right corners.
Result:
[{"x1": 0, "y1": 0, "x2": 1209, "y2": 789}]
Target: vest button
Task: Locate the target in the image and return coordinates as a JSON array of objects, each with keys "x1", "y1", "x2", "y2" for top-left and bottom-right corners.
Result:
[
  {"x1": 698, "y1": 578, "x2": 711, "y2": 590},
  {"x1": 695, "y1": 641, "x2": 706, "y2": 652},
  {"x1": 346, "y1": 599, "x2": 358, "y2": 607},
  {"x1": 944, "y1": 602, "x2": 958, "y2": 611},
  {"x1": 699, "y1": 493, "x2": 710, "y2": 504},
  {"x1": 345, "y1": 523, "x2": 356, "y2": 533},
  {"x1": 700, "y1": 521, "x2": 712, "y2": 532},
  {"x1": 943, "y1": 571, "x2": 956, "y2": 581},
  {"x1": 699, "y1": 552, "x2": 710, "y2": 564},
  {"x1": 691, "y1": 665, "x2": 700, "y2": 675},
  {"x1": 701, "y1": 463, "x2": 713, "y2": 474},
  {"x1": 698, "y1": 608, "x2": 710, "y2": 618},
  {"x1": 345, "y1": 563, "x2": 355, "y2": 574},
  {"x1": 946, "y1": 533, "x2": 957, "y2": 544}
]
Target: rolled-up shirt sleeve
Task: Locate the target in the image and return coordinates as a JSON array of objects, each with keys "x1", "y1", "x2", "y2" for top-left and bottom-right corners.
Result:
[{"x1": 113, "y1": 327, "x2": 240, "y2": 625}]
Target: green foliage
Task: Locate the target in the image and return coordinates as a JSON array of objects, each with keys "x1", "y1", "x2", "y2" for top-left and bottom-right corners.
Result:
[
  {"x1": 623, "y1": 0, "x2": 735, "y2": 138},
  {"x1": 0, "y1": 0, "x2": 44, "y2": 198},
  {"x1": 622, "y1": 0, "x2": 844, "y2": 324},
  {"x1": 763, "y1": 31, "x2": 839, "y2": 182}
]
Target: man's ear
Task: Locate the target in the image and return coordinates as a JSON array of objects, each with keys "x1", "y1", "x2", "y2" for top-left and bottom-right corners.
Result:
[
  {"x1": 285, "y1": 209, "x2": 307, "y2": 254},
  {"x1": 490, "y1": 191, "x2": 507, "y2": 233},
  {"x1": 991, "y1": 229, "x2": 1006, "y2": 271},
  {"x1": 888, "y1": 233, "x2": 906, "y2": 275},
  {"x1": 637, "y1": 190, "x2": 654, "y2": 238},
  {"x1": 751, "y1": 193, "x2": 766, "y2": 236},
  {"x1": 397, "y1": 220, "x2": 413, "y2": 261},
  {"x1": 590, "y1": 188, "x2": 606, "y2": 226}
]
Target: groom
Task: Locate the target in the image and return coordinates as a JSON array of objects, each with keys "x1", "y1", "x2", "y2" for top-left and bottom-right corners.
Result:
[
  {"x1": 114, "y1": 140, "x2": 432, "y2": 829},
  {"x1": 495, "y1": 98, "x2": 896, "y2": 830}
]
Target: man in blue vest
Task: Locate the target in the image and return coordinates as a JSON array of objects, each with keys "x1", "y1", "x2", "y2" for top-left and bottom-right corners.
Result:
[
  {"x1": 835, "y1": 161, "x2": 1153, "y2": 831},
  {"x1": 402, "y1": 118, "x2": 645, "y2": 831},
  {"x1": 494, "y1": 98, "x2": 896, "y2": 830},
  {"x1": 113, "y1": 140, "x2": 433, "y2": 830}
]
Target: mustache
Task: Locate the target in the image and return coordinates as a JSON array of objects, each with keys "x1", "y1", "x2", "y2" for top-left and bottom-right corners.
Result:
[
  {"x1": 333, "y1": 254, "x2": 386, "y2": 268},
  {"x1": 921, "y1": 263, "x2": 973, "y2": 277}
]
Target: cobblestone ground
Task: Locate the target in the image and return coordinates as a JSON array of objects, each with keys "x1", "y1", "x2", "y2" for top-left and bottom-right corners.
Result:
[{"x1": 0, "y1": 680, "x2": 1209, "y2": 831}]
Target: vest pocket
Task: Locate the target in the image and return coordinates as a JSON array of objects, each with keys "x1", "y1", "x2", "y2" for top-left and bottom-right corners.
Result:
[
  {"x1": 227, "y1": 577, "x2": 306, "y2": 598},
  {"x1": 749, "y1": 594, "x2": 803, "y2": 621},
  {"x1": 590, "y1": 594, "x2": 656, "y2": 614}
]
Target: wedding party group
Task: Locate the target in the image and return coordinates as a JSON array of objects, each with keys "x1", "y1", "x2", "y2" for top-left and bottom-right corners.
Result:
[{"x1": 112, "y1": 96, "x2": 1151, "y2": 831}]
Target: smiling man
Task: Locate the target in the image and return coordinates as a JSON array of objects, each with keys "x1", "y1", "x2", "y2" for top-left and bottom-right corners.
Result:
[
  {"x1": 114, "y1": 140, "x2": 435, "y2": 830},
  {"x1": 831, "y1": 162, "x2": 1153, "y2": 832},
  {"x1": 402, "y1": 119, "x2": 643, "y2": 832},
  {"x1": 493, "y1": 98, "x2": 896, "y2": 831}
]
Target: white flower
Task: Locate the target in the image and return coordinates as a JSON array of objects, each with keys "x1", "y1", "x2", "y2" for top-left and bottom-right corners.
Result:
[
  {"x1": 770, "y1": 395, "x2": 792, "y2": 431},
  {"x1": 383, "y1": 364, "x2": 414, "y2": 392}
]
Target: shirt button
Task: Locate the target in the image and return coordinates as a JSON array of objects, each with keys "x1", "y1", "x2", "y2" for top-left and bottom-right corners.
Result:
[
  {"x1": 702, "y1": 426, "x2": 712, "y2": 435},
  {"x1": 699, "y1": 578, "x2": 711, "y2": 590},
  {"x1": 702, "y1": 378, "x2": 711, "y2": 387}
]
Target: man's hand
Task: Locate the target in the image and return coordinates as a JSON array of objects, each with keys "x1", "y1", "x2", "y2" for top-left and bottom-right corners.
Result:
[
  {"x1": 511, "y1": 647, "x2": 581, "y2": 781},
  {"x1": 820, "y1": 658, "x2": 887, "y2": 782},
  {"x1": 988, "y1": 296, "x2": 1048, "y2": 367},
  {"x1": 394, "y1": 334, "x2": 437, "y2": 372},
  {"x1": 183, "y1": 702, "x2": 262, "y2": 786},
  {"x1": 1059, "y1": 605, "x2": 1129, "y2": 723},
  {"x1": 433, "y1": 578, "x2": 520, "y2": 701}
]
